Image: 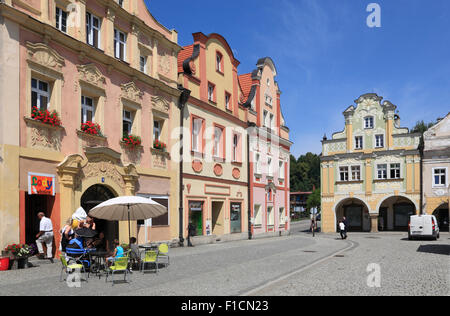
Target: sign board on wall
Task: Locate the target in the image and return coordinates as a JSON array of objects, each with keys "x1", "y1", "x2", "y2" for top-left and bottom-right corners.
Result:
[{"x1": 28, "y1": 173, "x2": 55, "y2": 196}]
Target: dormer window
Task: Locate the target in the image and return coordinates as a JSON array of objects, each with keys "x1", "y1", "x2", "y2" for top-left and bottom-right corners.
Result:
[{"x1": 364, "y1": 116, "x2": 374, "y2": 129}]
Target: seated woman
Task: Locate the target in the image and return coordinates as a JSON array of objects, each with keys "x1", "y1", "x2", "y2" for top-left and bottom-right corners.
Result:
[
  {"x1": 106, "y1": 239, "x2": 124, "y2": 266},
  {"x1": 88, "y1": 231, "x2": 106, "y2": 250}
]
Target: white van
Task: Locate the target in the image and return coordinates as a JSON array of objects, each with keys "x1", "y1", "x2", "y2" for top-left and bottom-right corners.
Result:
[{"x1": 408, "y1": 215, "x2": 440, "y2": 240}]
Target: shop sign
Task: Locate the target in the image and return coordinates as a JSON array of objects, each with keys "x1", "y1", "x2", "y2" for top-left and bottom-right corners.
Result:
[{"x1": 28, "y1": 173, "x2": 55, "y2": 196}]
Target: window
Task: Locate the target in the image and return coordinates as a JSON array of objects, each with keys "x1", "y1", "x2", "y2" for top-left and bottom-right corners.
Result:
[
  {"x1": 267, "y1": 206, "x2": 274, "y2": 226},
  {"x1": 355, "y1": 136, "x2": 363, "y2": 150},
  {"x1": 122, "y1": 110, "x2": 133, "y2": 136},
  {"x1": 267, "y1": 157, "x2": 273, "y2": 176},
  {"x1": 208, "y1": 83, "x2": 215, "y2": 102},
  {"x1": 117, "y1": 0, "x2": 123, "y2": 7},
  {"x1": 263, "y1": 110, "x2": 268, "y2": 127},
  {"x1": 375, "y1": 134, "x2": 384, "y2": 148},
  {"x1": 114, "y1": 29, "x2": 127, "y2": 61},
  {"x1": 140, "y1": 56, "x2": 147, "y2": 74},
  {"x1": 216, "y1": 53, "x2": 223, "y2": 72},
  {"x1": 153, "y1": 120, "x2": 161, "y2": 141},
  {"x1": 340, "y1": 167, "x2": 349, "y2": 181},
  {"x1": 265, "y1": 94, "x2": 272, "y2": 106},
  {"x1": 364, "y1": 116, "x2": 374, "y2": 129},
  {"x1": 31, "y1": 78, "x2": 49, "y2": 111},
  {"x1": 254, "y1": 204, "x2": 262, "y2": 226},
  {"x1": 225, "y1": 92, "x2": 231, "y2": 110},
  {"x1": 192, "y1": 118, "x2": 203, "y2": 153},
  {"x1": 351, "y1": 166, "x2": 361, "y2": 181},
  {"x1": 81, "y1": 96, "x2": 95, "y2": 123},
  {"x1": 279, "y1": 207, "x2": 285, "y2": 226},
  {"x1": 377, "y1": 164, "x2": 388, "y2": 179},
  {"x1": 55, "y1": 7, "x2": 67, "y2": 33},
  {"x1": 270, "y1": 113, "x2": 274, "y2": 130},
  {"x1": 279, "y1": 161, "x2": 285, "y2": 179},
  {"x1": 233, "y1": 134, "x2": 239, "y2": 162},
  {"x1": 433, "y1": 168, "x2": 447, "y2": 187},
  {"x1": 86, "y1": 12, "x2": 101, "y2": 48},
  {"x1": 255, "y1": 153, "x2": 261, "y2": 174},
  {"x1": 390, "y1": 163, "x2": 401, "y2": 179},
  {"x1": 213, "y1": 126, "x2": 223, "y2": 158}
]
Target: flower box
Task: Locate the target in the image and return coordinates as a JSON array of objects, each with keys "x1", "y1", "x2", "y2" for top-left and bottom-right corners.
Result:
[
  {"x1": 153, "y1": 140, "x2": 167, "y2": 152},
  {"x1": 121, "y1": 134, "x2": 142, "y2": 149},
  {"x1": 31, "y1": 107, "x2": 62, "y2": 127},
  {"x1": 80, "y1": 121, "x2": 103, "y2": 137}
]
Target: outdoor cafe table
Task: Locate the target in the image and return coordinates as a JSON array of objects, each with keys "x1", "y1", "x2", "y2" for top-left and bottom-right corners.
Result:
[
  {"x1": 139, "y1": 244, "x2": 159, "y2": 251},
  {"x1": 86, "y1": 249, "x2": 108, "y2": 277}
]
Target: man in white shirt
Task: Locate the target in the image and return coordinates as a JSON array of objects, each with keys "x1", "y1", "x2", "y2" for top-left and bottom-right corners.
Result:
[{"x1": 36, "y1": 212, "x2": 54, "y2": 261}]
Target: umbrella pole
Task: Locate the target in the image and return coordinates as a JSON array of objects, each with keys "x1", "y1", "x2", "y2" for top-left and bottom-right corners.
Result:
[{"x1": 128, "y1": 204, "x2": 131, "y2": 244}]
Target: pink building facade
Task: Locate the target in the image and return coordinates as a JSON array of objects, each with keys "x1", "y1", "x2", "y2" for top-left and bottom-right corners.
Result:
[{"x1": 240, "y1": 58, "x2": 292, "y2": 237}]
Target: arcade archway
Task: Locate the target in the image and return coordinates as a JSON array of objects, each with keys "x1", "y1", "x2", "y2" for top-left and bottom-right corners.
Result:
[
  {"x1": 378, "y1": 196, "x2": 417, "y2": 231},
  {"x1": 335, "y1": 198, "x2": 371, "y2": 232},
  {"x1": 432, "y1": 203, "x2": 449, "y2": 232},
  {"x1": 81, "y1": 184, "x2": 118, "y2": 251}
]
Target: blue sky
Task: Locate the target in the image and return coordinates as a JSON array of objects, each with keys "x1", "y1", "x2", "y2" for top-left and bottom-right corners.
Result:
[{"x1": 145, "y1": 0, "x2": 450, "y2": 157}]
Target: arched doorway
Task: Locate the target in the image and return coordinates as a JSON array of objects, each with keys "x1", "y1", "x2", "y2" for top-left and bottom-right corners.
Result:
[
  {"x1": 81, "y1": 184, "x2": 118, "y2": 251},
  {"x1": 378, "y1": 196, "x2": 416, "y2": 231},
  {"x1": 433, "y1": 204, "x2": 449, "y2": 232},
  {"x1": 335, "y1": 198, "x2": 371, "y2": 232}
]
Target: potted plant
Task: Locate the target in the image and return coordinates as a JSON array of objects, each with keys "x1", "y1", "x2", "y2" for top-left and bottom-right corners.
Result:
[
  {"x1": 153, "y1": 139, "x2": 167, "y2": 152},
  {"x1": 81, "y1": 121, "x2": 102, "y2": 136},
  {"x1": 121, "y1": 134, "x2": 142, "y2": 148},
  {"x1": 31, "y1": 106, "x2": 62, "y2": 127},
  {"x1": 3, "y1": 244, "x2": 31, "y2": 269}
]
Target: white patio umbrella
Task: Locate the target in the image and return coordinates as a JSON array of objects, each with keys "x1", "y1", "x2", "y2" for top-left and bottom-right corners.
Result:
[{"x1": 88, "y1": 196, "x2": 167, "y2": 242}]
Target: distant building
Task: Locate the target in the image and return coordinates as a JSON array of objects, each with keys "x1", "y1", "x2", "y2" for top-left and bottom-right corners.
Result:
[
  {"x1": 423, "y1": 113, "x2": 450, "y2": 231},
  {"x1": 321, "y1": 94, "x2": 421, "y2": 232},
  {"x1": 290, "y1": 191, "x2": 312, "y2": 214}
]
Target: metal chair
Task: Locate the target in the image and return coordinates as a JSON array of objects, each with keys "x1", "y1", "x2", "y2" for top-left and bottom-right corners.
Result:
[
  {"x1": 140, "y1": 250, "x2": 158, "y2": 273},
  {"x1": 157, "y1": 243, "x2": 170, "y2": 267},
  {"x1": 59, "y1": 254, "x2": 88, "y2": 283},
  {"x1": 105, "y1": 256, "x2": 130, "y2": 285}
]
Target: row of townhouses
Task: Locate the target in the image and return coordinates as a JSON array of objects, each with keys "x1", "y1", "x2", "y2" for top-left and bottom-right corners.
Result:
[
  {"x1": 321, "y1": 93, "x2": 449, "y2": 233},
  {"x1": 0, "y1": 0, "x2": 292, "y2": 250}
]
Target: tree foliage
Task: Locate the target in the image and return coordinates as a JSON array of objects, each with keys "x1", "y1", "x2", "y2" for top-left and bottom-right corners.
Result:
[
  {"x1": 290, "y1": 152, "x2": 320, "y2": 192},
  {"x1": 306, "y1": 189, "x2": 321, "y2": 210}
]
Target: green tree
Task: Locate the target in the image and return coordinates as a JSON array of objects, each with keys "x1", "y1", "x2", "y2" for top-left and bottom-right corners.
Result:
[
  {"x1": 290, "y1": 153, "x2": 320, "y2": 192},
  {"x1": 306, "y1": 189, "x2": 321, "y2": 211}
]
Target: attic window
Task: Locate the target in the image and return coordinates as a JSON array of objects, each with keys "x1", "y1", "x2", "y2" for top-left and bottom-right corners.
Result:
[{"x1": 216, "y1": 52, "x2": 223, "y2": 73}]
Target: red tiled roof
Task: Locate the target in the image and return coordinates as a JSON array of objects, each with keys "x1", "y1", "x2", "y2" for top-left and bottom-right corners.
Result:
[
  {"x1": 177, "y1": 45, "x2": 194, "y2": 73},
  {"x1": 238, "y1": 73, "x2": 252, "y2": 99}
]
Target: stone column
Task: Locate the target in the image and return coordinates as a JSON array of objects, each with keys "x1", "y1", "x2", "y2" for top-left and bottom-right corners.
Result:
[
  {"x1": 370, "y1": 214, "x2": 379, "y2": 233},
  {"x1": 58, "y1": 169, "x2": 78, "y2": 227}
]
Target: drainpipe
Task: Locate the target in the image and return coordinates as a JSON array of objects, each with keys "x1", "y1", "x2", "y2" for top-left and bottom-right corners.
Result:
[
  {"x1": 419, "y1": 136, "x2": 424, "y2": 215},
  {"x1": 247, "y1": 122, "x2": 256, "y2": 240},
  {"x1": 177, "y1": 85, "x2": 191, "y2": 247}
]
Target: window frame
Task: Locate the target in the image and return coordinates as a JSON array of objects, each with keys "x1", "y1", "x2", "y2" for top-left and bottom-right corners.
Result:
[
  {"x1": 355, "y1": 136, "x2": 363, "y2": 150},
  {"x1": 377, "y1": 164, "x2": 388, "y2": 180},
  {"x1": 81, "y1": 95, "x2": 95, "y2": 124},
  {"x1": 207, "y1": 82, "x2": 215, "y2": 103},
  {"x1": 339, "y1": 166, "x2": 349, "y2": 182},
  {"x1": 191, "y1": 116, "x2": 204, "y2": 154},
  {"x1": 375, "y1": 134, "x2": 385, "y2": 148},
  {"x1": 86, "y1": 12, "x2": 101, "y2": 48},
  {"x1": 114, "y1": 28, "x2": 127, "y2": 61},
  {"x1": 139, "y1": 55, "x2": 147, "y2": 74},
  {"x1": 351, "y1": 165, "x2": 361, "y2": 181},
  {"x1": 122, "y1": 109, "x2": 133, "y2": 136},
  {"x1": 364, "y1": 116, "x2": 374, "y2": 129},
  {"x1": 55, "y1": 7, "x2": 67, "y2": 33},
  {"x1": 390, "y1": 163, "x2": 401, "y2": 179},
  {"x1": 432, "y1": 167, "x2": 448, "y2": 188},
  {"x1": 31, "y1": 78, "x2": 50, "y2": 111}
]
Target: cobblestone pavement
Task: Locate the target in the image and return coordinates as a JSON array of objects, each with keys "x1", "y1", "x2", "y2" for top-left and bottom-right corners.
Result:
[
  {"x1": 0, "y1": 221, "x2": 448, "y2": 296},
  {"x1": 251, "y1": 232, "x2": 450, "y2": 296}
]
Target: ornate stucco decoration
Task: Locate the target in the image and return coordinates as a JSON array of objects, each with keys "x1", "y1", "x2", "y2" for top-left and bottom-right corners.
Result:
[
  {"x1": 57, "y1": 148, "x2": 139, "y2": 193},
  {"x1": 151, "y1": 95, "x2": 170, "y2": 116},
  {"x1": 158, "y1": 46, "x2": 172, "y2": 77},
  {"x1": 26, "y1": 42, "x2": 65, "y2": 73},
  {"x1": 77, "y1": 64, "x2": 106, "y2": 91},
  {"x1": 121, "y1": 82, "x2": 143, "y2": 106}
]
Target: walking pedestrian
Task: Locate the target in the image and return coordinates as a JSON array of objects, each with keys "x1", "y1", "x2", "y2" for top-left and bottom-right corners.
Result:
[
  {"x1": 36, "y1": 212, "x2": 54, "y2": 262},
  {"x1": 339, "y1": 220, "x2": 347, "y2": 240}
]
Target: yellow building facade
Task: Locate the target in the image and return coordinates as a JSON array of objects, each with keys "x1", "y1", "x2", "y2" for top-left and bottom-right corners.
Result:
[{"x1": 321, "y1": 94, "x2": 421, "y2": 233}]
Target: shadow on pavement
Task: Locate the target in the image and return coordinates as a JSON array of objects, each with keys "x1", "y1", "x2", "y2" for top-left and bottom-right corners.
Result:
[{"x1": 416, "y1": 244, "x2": 450, "y2": 256}]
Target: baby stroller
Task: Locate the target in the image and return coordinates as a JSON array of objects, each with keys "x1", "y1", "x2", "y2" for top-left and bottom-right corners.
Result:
[{"x1": 65, "y1": 237, "x2": 92, "y2": 276}]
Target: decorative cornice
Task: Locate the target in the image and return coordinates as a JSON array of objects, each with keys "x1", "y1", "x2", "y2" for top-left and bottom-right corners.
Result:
[
  {"x1": 26, "y1": 42, "x2": 65, "y2": 73},
  {"x1": 77, "y1": 63, "x2": 106, "y2": 90},
  {"x1": 121, "y1": 82, "x2": 143, "y2": 105}
]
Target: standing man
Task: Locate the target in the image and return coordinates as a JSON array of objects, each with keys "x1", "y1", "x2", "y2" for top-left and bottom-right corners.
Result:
[
  {"x1": 36, "y1": 212, "x2": 54, "y2": 262},
  {"x1": 187, "y1": 220, "x2": 196, "y2": 247}
]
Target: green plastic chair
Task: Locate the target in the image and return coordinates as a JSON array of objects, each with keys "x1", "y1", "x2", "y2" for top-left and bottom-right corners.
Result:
[
  {"x1": 140, "y1": 250, "x2": 158, "y2": 274},
  {"x1": 157, "y1": 243, "x2": 170, "y2": 267},
  {"x1": 60, "y1": 254, "x2": 88, "y2": 283},
  {"x1": 105, "y1": 256, "x2": 130, "y2": 285}
]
